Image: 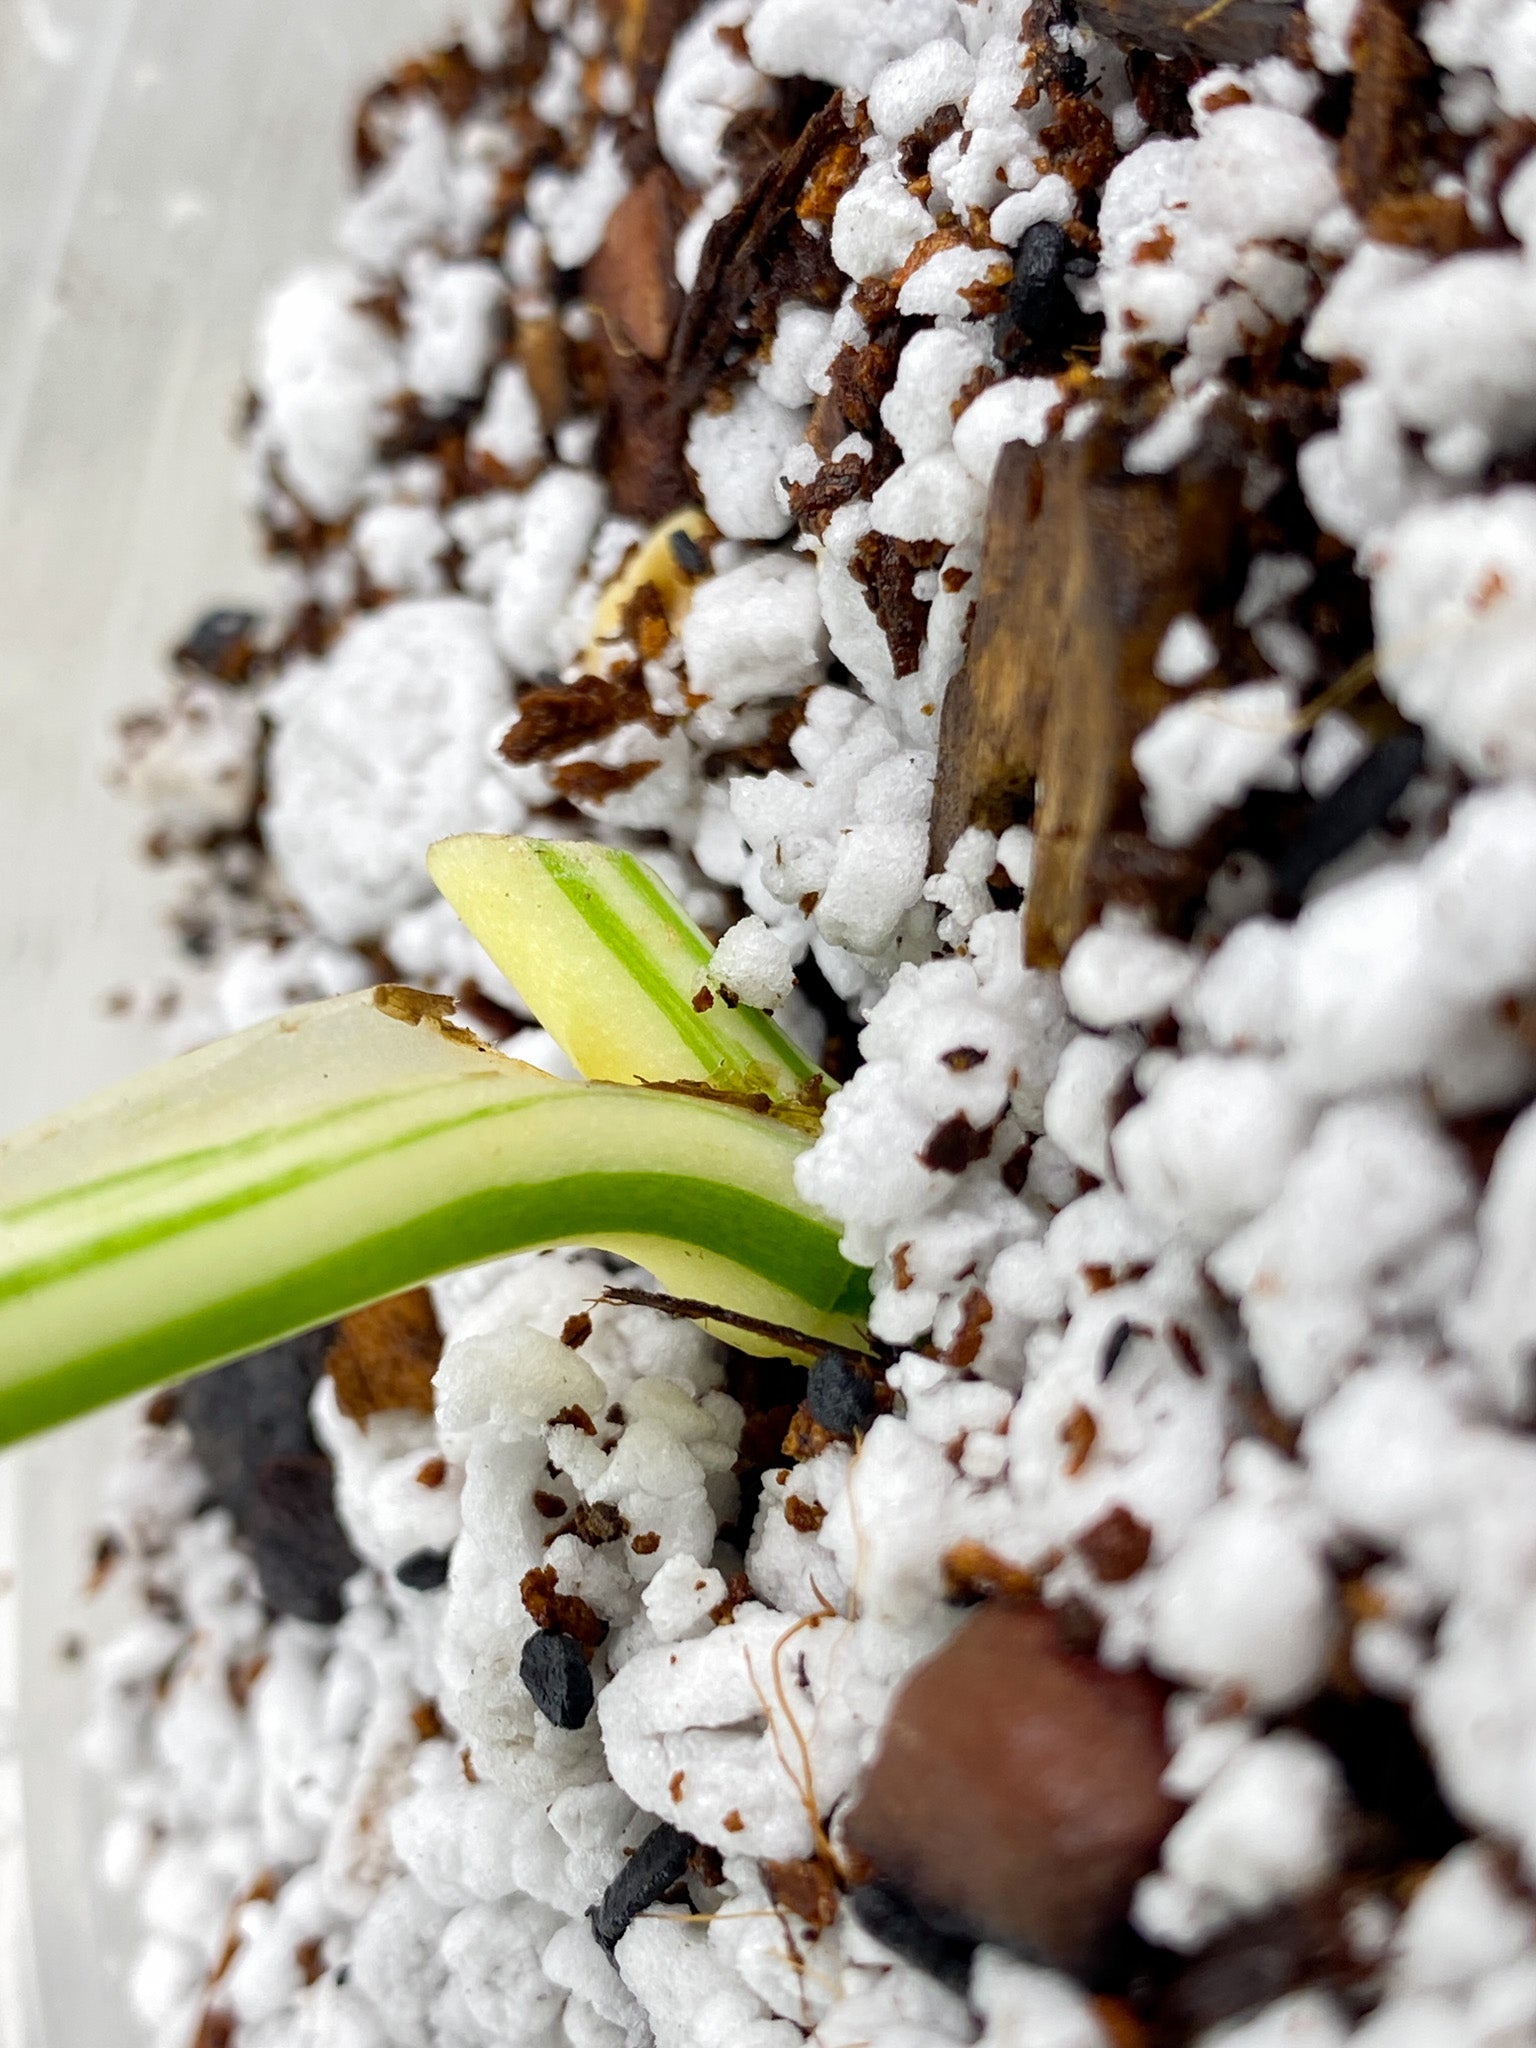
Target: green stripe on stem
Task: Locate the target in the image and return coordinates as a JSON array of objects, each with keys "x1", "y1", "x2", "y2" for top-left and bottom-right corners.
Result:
[{"x1": 0, "y1": 989, "x2": 868, "y2": 1446}]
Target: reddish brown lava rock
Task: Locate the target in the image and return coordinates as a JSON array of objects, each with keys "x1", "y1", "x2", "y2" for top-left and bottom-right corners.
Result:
[
  {"x1": 765, "y1": 1854, "x2": 841, "y2": 1929},
  {"x1": 843, "y1": 1602, "x2": 1179, "y2": 1976},
  {"x1": 1078, "y1": 1504, "x2": 1154, "y2": 1584}
]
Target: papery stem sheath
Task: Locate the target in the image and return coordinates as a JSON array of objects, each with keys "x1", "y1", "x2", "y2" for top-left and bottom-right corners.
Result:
[{"x1": 428, "y1": 835, "x2": 821, "y2": 1098}]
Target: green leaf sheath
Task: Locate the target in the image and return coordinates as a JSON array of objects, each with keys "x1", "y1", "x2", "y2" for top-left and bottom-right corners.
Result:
[
  {"x1": 427, "y1": 835, "x2": 821, "y2": 1095},
  {"x1": 0, "y1": 991, "x2": 870, "y2": 1446}
]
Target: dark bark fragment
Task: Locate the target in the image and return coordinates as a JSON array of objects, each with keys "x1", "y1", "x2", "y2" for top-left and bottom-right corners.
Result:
[
  {"x1": 591, "y1": 1825, "x2": 694, "y2": 1953},
  {"x1": 1075, "y1": 0, "x2": 1301, "y2": 67},
  {"x1": 1338, "y1": 0, "x2": 1435, "y2": 216},
  {"x1": 1271, "y1": 728, "x2": 1424, "y2": 909},
  {"x1": 521, "y1": 1629, "x2": 596, "y2": 1728},
  {"x1": 931, "y1": 416, "x2": 1243, "y2": 968},
  {"x1": 395, "y1": 1547, "x2": 453, "y2": 1591},
  {"x1": 669, "y1": 96, "x2": 853, "y2": 413}
]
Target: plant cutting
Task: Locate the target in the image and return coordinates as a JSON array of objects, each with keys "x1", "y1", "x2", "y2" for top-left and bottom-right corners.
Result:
[{"x1": 0, "y1": 836, "x2": 870, "y2": 1446}]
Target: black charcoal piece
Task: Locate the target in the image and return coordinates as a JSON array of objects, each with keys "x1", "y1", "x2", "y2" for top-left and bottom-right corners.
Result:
[
  {"x1": 1272, "y1": 729, "x2": 1425, "y2": 910},
  {"x1": 247, "y1": 1453, "x2": 361, "y2": 1626},
  {"x1": 850, "y1": 1881, "x2": 977, "y2": 1993},
  {"x1": 591, "y1": 1824, "x2": 693, "y2": 1954},
  {"x1": 521, "y1": 1629, "x2": 596, "y2": 1730},
  {"x1": 176, "y1": 1328, "x2": 336, "y2": 1527},
  {"x1": 994, "y1": 222, "x2": 1081, "y2": 370},
  {"x1": 1098, "y1": 1320, "x2": 1134, "y2": 1380},
  {"x1": 395, "y1": 1547, "x2": 453, "y2": 1593},
  {"x1": 807, "y1": 1352, "x2": 880, "y2": 1435}
]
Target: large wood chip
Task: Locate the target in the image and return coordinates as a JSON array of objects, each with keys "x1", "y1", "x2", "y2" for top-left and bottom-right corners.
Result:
[
  {"x1": 327, "y1": 1289, "x2": 443, "y2": 1421},
  {"x1": 932, "y1": 421, "x2": 1241, "y2": 970},
  {"x1": 1339, "y1": 0, "x2": 1434, "y2": 217},
  {"x1": 1075, "y1": 0, "x2": 1302, "y2": 65}
]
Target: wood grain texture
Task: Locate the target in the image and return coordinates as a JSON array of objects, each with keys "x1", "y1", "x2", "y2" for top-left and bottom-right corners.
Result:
[{"x1": 932, "y1": 422, "x2": 1242, "y2": 969}]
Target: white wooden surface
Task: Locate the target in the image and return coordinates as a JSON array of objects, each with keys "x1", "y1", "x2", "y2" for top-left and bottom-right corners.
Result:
[{"x1": 0, "y1": 1, "x2": 453, "y2": 2036}]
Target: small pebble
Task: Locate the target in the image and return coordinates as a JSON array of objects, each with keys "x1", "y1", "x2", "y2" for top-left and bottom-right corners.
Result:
[
  {"x1": 176, "y1": 1328, "x2": 336, "y2": 1529},
  {"x1": 668, "y1": 527, "x2": 709, "y2": 577},
  {"x1": 845, "y1": 1602, "x2": 1178, "y2": 1977},
  {"x1": 394, "y1": 1547, "x2": 452, "y2": 1592}
]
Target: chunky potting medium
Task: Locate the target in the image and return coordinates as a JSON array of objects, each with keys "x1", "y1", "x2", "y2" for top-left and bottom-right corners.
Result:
[{"x1": 66, "y1": 0, "x2": 1536, "y2": 2043}]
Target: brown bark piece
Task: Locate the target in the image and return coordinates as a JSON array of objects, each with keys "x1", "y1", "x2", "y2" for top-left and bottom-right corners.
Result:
[
  {"x1": 1125, "y1": 47, "x2": 1200, "y2": 138},
  {"x1": 946, "y1": 1287, "x2": 994, "y2": 1369},
  {"x1": 849, "y1": 531, "x2": 946, "y2": 677},
  {"x1": 1074, "y1": 0, "x2": 1300, "y2": 66},
  {"x1": 669, "y1": 96, "x2": 852, "y2": 413},
  {"x1": 500, "y1": 666, "x2": 666, "y2": 762},
  {"x1": 585, "y1": 167, "x2": 686, "y2": 364},
  {"x1": 785, "y1": 448, "x2": 870, "y2": 536},
  {"x1": 782, "y1": 1405, "x2": 838, "y2": 1462},
  {"x1": 829, "y1": 325, "x2": 903, "y2": 432},
  {"x1": 1365, "y1": 191, "x2": 1483, "y2": 257},
  {"x1": 623, "y1": 0, "x2": 705, "y2": 103},
  {"x1": 521, "y1": 1564, "x2": 609, "y2": 1648},
  {"x1": 571, "y1": 1501, "x2": 629, "y2": 1546},
  {"x1": 844, "y1": 1602, "x2": 1179, "y2": 1974},
  {"x1": 597, "y1": 346, "x2": 694, "y2": 523},
  {"x1": 920, "y1": 1112, "x2": 995, "y2": 1173},
  {"x1": 326, "y1": 1290, "x2": 442, "y2": 1420},
  {"x1": 1155, "y1": 1895, "x2": 1352, "y2": 2036},
  {"x1": 1338, "y1": 0, "x2": 1434, "y2": 216},
  {"x1": 1061, "y1": 1404, "x2": 1099, "y2": 1475},
  {"x1": 550, "y1": 753, "x2": 662, "y2": 802},
  {"x1": 1039, "y1": 96, "x2": 1119, "y2": 195},
  {"x1": 355, "y1": 47, "x2": 493, "y2": 171},
  {"x1": 931, "y1": 422, "x2": 1241, "y2": 969}
]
